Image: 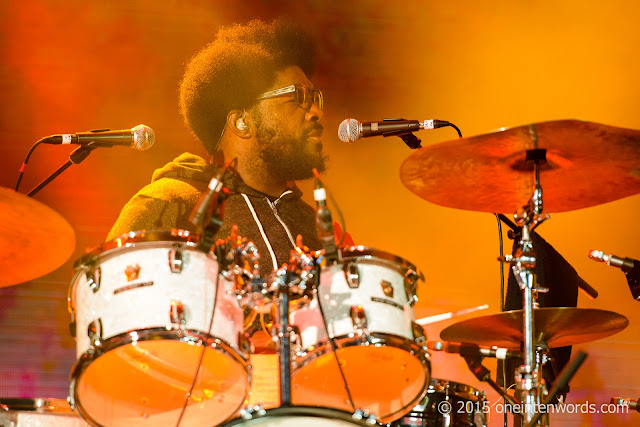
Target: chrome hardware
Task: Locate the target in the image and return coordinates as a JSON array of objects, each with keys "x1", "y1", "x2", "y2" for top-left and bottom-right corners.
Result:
[
  {"x1": 87, "y1": 319, "x2": 103, "y2": 347},
  {"x1": 345, "y1": 262, "x2": 359, "y2": 288},
  {"x1": 380, "y1": 280, "x2": 394, "y2": 298},
  {"x1": 352, "y1": 408, "x2": 378, "y2": 424},
  {"x1": 412, "y1": 321, "x2": 427, "y2": 345},
  {"x1": 240, "y1": 405, "x2": 266, "y2": 420},
  {"x1": 350, "y1": 305, "x2": 367, "y2": 330},
  {"x1": 86, "y1": 267, "x2": 101, "y2": 293},
  {"x1": 124, "y1": 264, "x2": 141, "y2": 281},
  {"x1": 169, "y1": 300, "x2": 186, "y2": 326},
  {"x1": 168, "y1": 246, "x2": 184, "y2": 273}
]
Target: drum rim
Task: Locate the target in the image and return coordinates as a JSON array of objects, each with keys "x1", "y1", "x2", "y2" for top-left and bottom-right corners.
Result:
[
  {"x1": 74, "y1": 229, "x2": 200, "y2": 268},
  {"x1": 429, "y1": 377, "x2": 485, "y2": 399},
  {"x1": 69, "y1": 327, "x2": 250, "y2": 427},
  {"x1": 0, "y1": 397, "x2": 73, "y2": 413},
  {"x1": 292, "y1": 332, "x2": 431, "y2": 422},
  {"x1": 221, "y1": 406, "x2": 377, "y2": 426},
  {"x1": 340, "y1": 246, "x2": 418, "y2": 272}
]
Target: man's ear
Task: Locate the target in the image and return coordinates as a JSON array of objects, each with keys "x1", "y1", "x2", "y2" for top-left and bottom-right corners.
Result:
[{"x1": 226, "y1": 109, "x2": 252, "y2": 139}]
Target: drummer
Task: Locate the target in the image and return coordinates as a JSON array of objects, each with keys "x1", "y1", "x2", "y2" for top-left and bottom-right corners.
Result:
[{"x1": 108, "y1": 18, "x2": 351, "y2": 277}]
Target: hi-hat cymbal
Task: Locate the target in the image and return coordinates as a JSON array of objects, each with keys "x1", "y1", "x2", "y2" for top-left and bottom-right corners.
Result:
[
  {"x1": 400, "y1": 120, "x2": 640, "y2": 213},
  {"x1": 0, "y1": 187, "x2": 76, "y2": 287},
  {"x1": 440, "y1": 307, "x2": 629, "y2": 349}
]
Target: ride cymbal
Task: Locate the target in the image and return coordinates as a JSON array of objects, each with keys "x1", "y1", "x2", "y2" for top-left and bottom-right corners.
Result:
[
  {"x1": 0, "y1": 187, "x2": 76, "y2": 287},
  {"x1": 400, "y1": 120, "x2": 640, "y2": 213},
  {"x1": 439, "y1": 307, "x2": 629, "y2": 349}
]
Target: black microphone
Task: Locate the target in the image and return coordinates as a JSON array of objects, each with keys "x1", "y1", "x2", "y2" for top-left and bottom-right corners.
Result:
[
  {"x1": 338, "y1": 118, "x2": 450, "y2": 143},
  {"x1": 589, "y1": 250, "x2": 637, "y2": 273},
  {"x1": 40, "y1": 124, "x2": 155, "y2": 151},
  {"x1": 427, "y1": 340, "x2": 522, "y2": 360},
  {"x1": 314, "y1": 178, "x2": 339, "y2": 264}
]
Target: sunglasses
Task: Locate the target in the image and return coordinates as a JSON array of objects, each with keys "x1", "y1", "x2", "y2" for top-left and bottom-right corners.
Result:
[{"x1": 257, "y1": 84, "x2": 323, "y2": 111}]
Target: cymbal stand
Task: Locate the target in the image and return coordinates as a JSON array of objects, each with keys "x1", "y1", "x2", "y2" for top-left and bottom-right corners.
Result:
[
  {"x1": 499, "y1": 142, "x2": 550, "y2": 425},
  {"x1": 271, "y1": 250, "x2": 317, "y2": 406}
]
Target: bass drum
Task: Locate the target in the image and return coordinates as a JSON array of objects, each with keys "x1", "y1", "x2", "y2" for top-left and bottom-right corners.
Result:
[
  {"x1": 392, "y1": 378, "x2": 488, "y2": 427},
  {"x1": 221, "y1": 407, "x2": 376, "y2": 427},
  {"x1": 68, "y1": 230, "x2": 249, "y2": 427},
  {"x1": 290, "y1": 247, "x2": 430, "y2": 423}
]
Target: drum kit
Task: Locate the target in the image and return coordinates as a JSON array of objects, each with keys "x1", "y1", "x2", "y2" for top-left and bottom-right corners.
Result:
[{"x1": 1, "y1": 119, "x2": 639, "y2": 427}]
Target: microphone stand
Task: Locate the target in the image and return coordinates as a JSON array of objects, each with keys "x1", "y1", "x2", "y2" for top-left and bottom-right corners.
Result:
[{"x1": 26, "y1": 144, "x2": 99, "y2": 197}]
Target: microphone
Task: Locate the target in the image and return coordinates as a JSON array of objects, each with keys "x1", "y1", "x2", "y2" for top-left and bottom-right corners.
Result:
[
  {"x1": 589, "y1": 250, "x2": 637, "y2": 273},
  {"x1": 314, "y1": 177, "x2": 339, "y2": 264},
  {"x1": 427, "y1": 340, "x2": 522, "y2": 360},
  {"x1": 589, "y1": 249, "x2": 640, "y2": 300},
  {"x1": 338, "y1": 118, "x2": 450, "y2": 143},
  {"x1": 40, "y1": 124, "x2": 155, "y2": 151}
]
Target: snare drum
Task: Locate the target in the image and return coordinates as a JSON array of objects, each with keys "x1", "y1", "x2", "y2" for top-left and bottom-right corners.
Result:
[
  {"x1": 0, "y1": 398, "x2": 87, "y2": 426},
  {"x1": 68, "y1": 230, "x2": 248, "y2": 427},
  {"x1": 290, "y1": 247, "x2": 430, "y2": 423},
  {"x1": 393, "y1": 379, "x2": 488, "y2": 427}
]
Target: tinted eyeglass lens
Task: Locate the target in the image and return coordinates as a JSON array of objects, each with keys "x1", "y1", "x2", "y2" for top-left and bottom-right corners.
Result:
[{"x1": 294, "y1": 86, "x2": 323, "y2": 110}]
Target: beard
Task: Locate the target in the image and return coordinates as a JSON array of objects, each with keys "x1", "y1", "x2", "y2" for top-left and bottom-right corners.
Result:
[{"x1": 251, "y1": 109, "x2": 328, "y2": 182}]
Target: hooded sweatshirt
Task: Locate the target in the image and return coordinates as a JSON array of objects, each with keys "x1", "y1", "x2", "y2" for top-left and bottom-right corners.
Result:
[{"x1": 107, "y1": 153, "x2": 321, "y2": 277}]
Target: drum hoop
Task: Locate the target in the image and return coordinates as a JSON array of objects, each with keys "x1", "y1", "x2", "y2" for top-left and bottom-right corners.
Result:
[
  {"x1": 429, "y1": 378, "x2": 485, "y2": 400},
  {"x1": 0, "y1": 397, "x2": 73, "y2": 414},
  {"x1": 73, "y1": 229, "x2": 201, "y2": 268},
  {"x1": 293, "y1": 332, "x2": 431, "y2": 421},
  {"x1": 221, "y1": 406, "x2": 375, "y2": 426},
  {"x1": 69, "y1": 327, "x2": 250, "y2": 427},
  {"x1": 340, "y1": 246, "x2": 417, "y2": 272}
]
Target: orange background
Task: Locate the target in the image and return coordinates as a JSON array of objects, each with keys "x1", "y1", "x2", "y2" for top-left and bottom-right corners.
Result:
[{"x1": 1, "y1": 1, "x2": 639, "y2": 426}]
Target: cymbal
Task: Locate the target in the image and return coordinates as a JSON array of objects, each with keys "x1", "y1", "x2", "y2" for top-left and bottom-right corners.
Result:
[
  {"x1": 440, "y1": 307, "x2": 628, "y2": 349},
  {"x1": 400, "y1": 119, "x2": 640, "y2": 213},
  {"x1": 0, "y1": 187, "x2": 76, "y2": 287}
]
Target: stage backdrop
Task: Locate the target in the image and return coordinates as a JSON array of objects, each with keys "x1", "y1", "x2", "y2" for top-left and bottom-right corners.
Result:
[{"x1": 1, "y1": 1, "x2": 639, "y2": 426}]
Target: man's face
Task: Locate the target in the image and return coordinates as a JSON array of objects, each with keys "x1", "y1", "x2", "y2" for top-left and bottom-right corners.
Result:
[{"x1": 250, "y1": 65, "x2": 327, "y2": 182}]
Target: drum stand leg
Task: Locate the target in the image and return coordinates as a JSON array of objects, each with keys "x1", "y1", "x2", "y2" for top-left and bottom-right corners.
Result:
[{"x1": 276, "y1": 280, "x2": 292, "y2": 406}]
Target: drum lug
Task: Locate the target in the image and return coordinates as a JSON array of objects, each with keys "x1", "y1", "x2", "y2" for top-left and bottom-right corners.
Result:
[
  {"x1": 168, "y1": 246, "x2": 184, "y2": 273},
  {"x1": 344, "y1": 262, "x2": 360, "y2": 288},
  {"x1": 169, "y1": 300, "x2": 186, "y2": 327},
  {"x1": 350, "y1": 305, "x2": 368, "y2": 330},
  {"x1": 412, "y1": 321, "x2": 427, "y2": 345},
  {"x1": 380, "y1": 280, "x2": 394, "y2": 298},
  {"x1": 87, "y1": 318, "x2": 103, "y2": 348},
  {"x1": 404, "y1": 268, "x2": 422, "y2": 306},
  {"x1": 352, "y1": 408, "x2": 378, "y2": 424},
  {"x1": 86, "y1": 267, "x2": 101, "y2": 293}
]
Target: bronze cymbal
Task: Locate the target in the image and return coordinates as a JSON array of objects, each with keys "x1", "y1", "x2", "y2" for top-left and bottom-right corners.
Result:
[
  {"x1": 0, "y1": 187, "x2": 76, "y2": 287},
  {"x1": 439, "y1": 307, "x2": 629, "y2": 349},
  {"x1": 400, "y1": 119, "x2": 640, "y2": 213}
]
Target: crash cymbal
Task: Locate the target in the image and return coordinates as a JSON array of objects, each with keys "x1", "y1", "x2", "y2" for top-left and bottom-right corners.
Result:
[
  {"x1": 0, "y1": 187, "x2": 76, "y2": 287},
  {"x1": 400, "y1": 119, "x2": 640, "y2": 213},
  {"x1": 440, "y1": 307, "x2": 628, "y2": 349}
]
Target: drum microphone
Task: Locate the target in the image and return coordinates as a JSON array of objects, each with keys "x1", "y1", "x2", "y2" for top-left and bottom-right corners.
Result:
[
  {"x1": 589, "y1": 249, "x2": 640, "y2": 300},
  {"x1": 338, "y1": 118, "x2": 451, "y2": 143},
  {"x1": 40, "y1": 124, "x2": 155, "y2": 151},
  {"x1": 427, "y1": 340, "x2": 522, "y2": 360},
  {"x1": 314, "y1": 176, "x2": 339, "y2": 264}
]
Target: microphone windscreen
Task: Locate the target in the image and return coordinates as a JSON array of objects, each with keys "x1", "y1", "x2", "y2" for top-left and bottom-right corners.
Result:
[
  {"x1": 132, "y1": 124, "x2": 155, "y2": 151},
  {"x1": 338, "y1": 118, "x2": 359, "y2": 143}
]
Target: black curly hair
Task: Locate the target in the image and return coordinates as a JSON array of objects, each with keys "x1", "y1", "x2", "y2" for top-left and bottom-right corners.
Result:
[{"x1": 179, "y1": 18, "x2": 316, "y2": 155}]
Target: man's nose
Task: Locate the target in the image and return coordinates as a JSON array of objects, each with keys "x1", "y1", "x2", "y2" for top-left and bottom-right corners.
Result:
[{"x1": 306, "y1": 102, "x2": 323, "y2": 122}]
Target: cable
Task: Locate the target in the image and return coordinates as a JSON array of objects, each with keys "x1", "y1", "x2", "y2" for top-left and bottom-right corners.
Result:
[
  {"x1": 15, "y1": 139, "x2": 44, "y2": 192},
  {"x1": 495, "y1": 213, "x2": 508, "y2": 427},
  {"x1": 175, "y1": 254, "x2": 221, "y2": 427},
  {"x1": 313, "y1": 263, "x2": 356, "y2": 412},
  {"x1": 447, "y1": 121, "x2": 463, "y2": 138}
]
